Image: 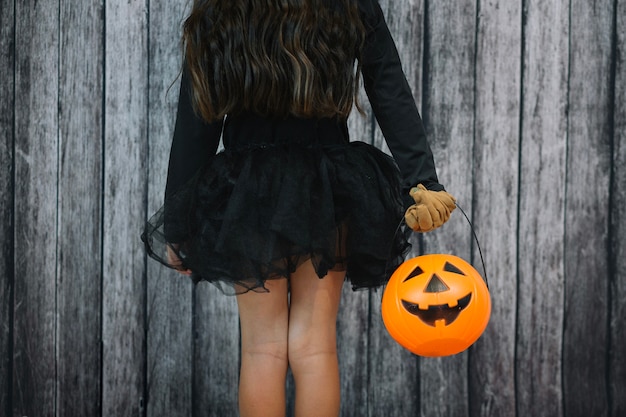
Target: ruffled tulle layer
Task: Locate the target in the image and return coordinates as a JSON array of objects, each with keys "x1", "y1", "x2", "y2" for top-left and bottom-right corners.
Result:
[{"x1": 141, "y1": 141, "x2": 410, "y2": 294}]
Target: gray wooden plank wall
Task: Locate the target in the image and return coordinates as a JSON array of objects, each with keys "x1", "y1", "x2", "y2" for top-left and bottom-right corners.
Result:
[{"x1": 1, "y1": 0, "x2": 624, "y2": 416}]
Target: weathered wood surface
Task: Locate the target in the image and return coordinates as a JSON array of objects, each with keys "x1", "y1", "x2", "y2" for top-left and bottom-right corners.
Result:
[
  {"x1": 471, "y1": 0, "x2": 520, "y2": 416},
  {"x1": 610, "y1": 2, "x2": 626, "y2": 415},
  {"x1": 516, "y1": 0, "x2": 568, "y2": 415},
  {"x1": 193, "y1": 284, "x2": 240, "y2": 417},
  {"x1": 0, "y1": 0, "x2": 15, "y2": 414},
  {"x1": 101, "y1": 0, "x2": 148, "y2": 415},
  {"x1": 57, "y1": 1, "x2": 104, "y2": 415},
  {"x1": 1, "y1": 0, "x2": 625, "y2": 416},
  {"x1": 12, "y1": 0, "x2": 59, "y2": 415},
  {"x1": 563, "y1": 0, "x2": 614, "y2": 415}
]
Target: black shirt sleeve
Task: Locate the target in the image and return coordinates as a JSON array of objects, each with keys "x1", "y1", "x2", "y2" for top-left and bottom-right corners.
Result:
[
  {"x1": 164, "y1": 68, "x2": 224, "y2": 199},
  {"x1": 358, "y1": 0, "x2": 443, "y2": 208}
]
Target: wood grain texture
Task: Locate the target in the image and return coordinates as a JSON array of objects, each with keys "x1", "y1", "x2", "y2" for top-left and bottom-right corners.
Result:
[
  {"x1": 336, "y1": 286, "x2": 369, "y2": 417},
  {"x1": 145, "y1": 2, "x2": 193, "y2": 416},
  {"x1": 562, "y1": 0, "x2": 613, "y2": 415},
  {"x1": 610, "y1": 2, "x2": 626, "y2": 415},
  {"x1": 419, "y1": 0, "x2": 477, "y2": 415},
  {"x1": 193, "y1": 283, "x2": 240, "y2": 417},
  {"x1": 56, "y1": 1, "x2": 104, "y2": 415},
  {"x1": 470, "y1": 0, "x2": 521, "y2": 415},
  {"x1": 515, "y1": 0, "x2": 569, "y2": 415},
  {"x1": 101, "y1": 0, "x2": 148, "y2": 415},
  {"x1": 0, "y1": 0, "x2": 15, "y2": 414},
  {"x1": 367, "y1": 0, "x2": 423, "y2": 415},
  {"x1": 2, "y1": 0, "x2": 626, "y2": 416},
  {"x1": 12, "y1": 0, "x2": 59, "y2": 415}
]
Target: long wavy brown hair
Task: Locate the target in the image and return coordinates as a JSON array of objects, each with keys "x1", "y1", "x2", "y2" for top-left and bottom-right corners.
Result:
[{"x1": 182, "y1": 0, "x2": 366, "y2": 121}]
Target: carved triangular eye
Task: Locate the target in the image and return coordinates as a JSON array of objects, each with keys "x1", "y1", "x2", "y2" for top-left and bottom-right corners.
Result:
[
  {"x1": 425, "y1": 274, "x2": 450, "y2": 293},
  {"x1": 403, "y1": 266, "x2": 424, "y2": 282},
  {"x1": 444, "y1": 262, "x2": 465, "y2": 275}
]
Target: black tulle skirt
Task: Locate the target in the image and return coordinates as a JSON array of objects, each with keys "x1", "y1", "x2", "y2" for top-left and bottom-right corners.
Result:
[{"x1": 141, "y1": 140, "x2": 410, "y2": 294}]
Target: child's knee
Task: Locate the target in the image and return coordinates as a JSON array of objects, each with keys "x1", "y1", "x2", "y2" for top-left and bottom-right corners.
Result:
[
  {"x1": 242, "y1": 339, "x2": 288, "y2": 363},
  {"x1": 287, "y1": 329, "x2": 337, "y2": 369}
]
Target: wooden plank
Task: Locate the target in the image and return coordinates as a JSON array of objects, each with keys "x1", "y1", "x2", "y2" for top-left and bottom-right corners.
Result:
[
  {"x1": 101, "y1": 0, "x2": 148, "y2": 415},
  {"x1": 367, "y1": 0, "x2": 423, "y2": 415},
  {"x1": 337, "y1": 126, "x2": 370, "y2": 417},
  {"x1": 418, "y1": 0, "x2": 477, "y2": 415},
  {"x1": 336, "y1": 286, "x2": 369, "y2": 417},
  {"x1": 0, "y1": 0, "x2": 15, "y2": 414},
  {"x1": 470, "y1": 0, "x2": 521, "y2": 415},
  {"x1": 12, "y1": 0, "x2": 59, "y2": 415},
  {"x1": 56, "y1": 1, "x2": 104, "y2": 415},
  {"x1": 516, "y1": 0, "x2": 569, "y2": 415},
  {"x1": 563, "y1": 0, "x2": 614, "y2": 415},
  {"x1": 193, "y1": 283, "x2": 240, "y2": 417},
  {"x1": 145, "y1": 1, "x2": 193, "y2": 416},
  {"x1": 610, "y1": 2, "x2": 626, "y2": 415}
]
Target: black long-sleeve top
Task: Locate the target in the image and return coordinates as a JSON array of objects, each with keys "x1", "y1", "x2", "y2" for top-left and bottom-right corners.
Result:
[{"x1": 164, "y1": 0, "x2": 442, "y2": 209}]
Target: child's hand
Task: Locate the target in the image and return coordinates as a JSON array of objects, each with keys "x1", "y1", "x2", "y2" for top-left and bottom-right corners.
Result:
[
  {"x1": 167, "y1": 245, "x2": 192, "y2": 276},
  {"x1": 404, "y1": 184, "x2": 456, "y2": 232}
]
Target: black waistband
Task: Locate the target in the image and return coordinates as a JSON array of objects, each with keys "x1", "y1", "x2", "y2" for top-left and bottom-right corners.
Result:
[{"x1": 222, "y1": 112, "x2": 350, "y2": 151}]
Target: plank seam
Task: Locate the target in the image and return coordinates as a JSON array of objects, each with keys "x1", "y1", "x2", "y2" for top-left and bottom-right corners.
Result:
[
  {"x1": 366, "y1": 289, "x2": 372, "y2": 416},
  {"x1": 468, "y1": 0, "x2": 480, "y2": 414},
  {"x1": 142, "y1": 1, "x2": 151, "y2": 416},
  {"x1": 514, "y1": 1, "x2": 528, "y2": 416},
  {"x1": 605, "y1": 0, "x2": 618, "y2": 414},
  {"x1": 8, "y1": 0, "x2": 17, "y2": 414},
  {"x1": 417, "y1": 2, "x2": 428, "y2": 415},
  {"x1": 560, "y1": 0, "x2": 573, "y2": 415},
  {"x1": 191, "y1": 286, "x2": 196, "y2": 417},
  {"x1": 55, "y1": 0, "x2": 62, "y2": 414},
  {"x1": 99, "y1": 2, "x2": 107, "y2": 416},
  {"x1": 421, "y1": 0, "x2": 430, "y2": 134}
]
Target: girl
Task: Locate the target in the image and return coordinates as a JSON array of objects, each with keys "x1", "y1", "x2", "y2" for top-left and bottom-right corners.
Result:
[{"x1": 142, "y1": 0, "x2": 456, "y2": 416}]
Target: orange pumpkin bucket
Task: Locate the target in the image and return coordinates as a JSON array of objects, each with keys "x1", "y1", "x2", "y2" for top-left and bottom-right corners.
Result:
[{"x1": 381, "y1": 254, "x2": 491, "y2": 357}]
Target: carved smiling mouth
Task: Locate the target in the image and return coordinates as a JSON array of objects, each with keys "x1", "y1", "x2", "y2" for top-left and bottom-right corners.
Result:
[{"x1": 401, "y1": 293, "x2": 472, "y2": 326}]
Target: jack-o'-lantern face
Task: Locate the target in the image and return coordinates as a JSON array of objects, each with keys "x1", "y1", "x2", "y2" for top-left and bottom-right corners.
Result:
[{"x1": 382, "y1": 254, "x2": 490, "y2": 357}]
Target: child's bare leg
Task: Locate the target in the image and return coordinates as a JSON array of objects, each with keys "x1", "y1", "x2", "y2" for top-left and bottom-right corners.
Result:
[
  {"x1": 236, "y1": 279, "x2": 289, "y2": 417},
  {"x1": 288, "y1": 261, "x2": 344, "y2": 417}
]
